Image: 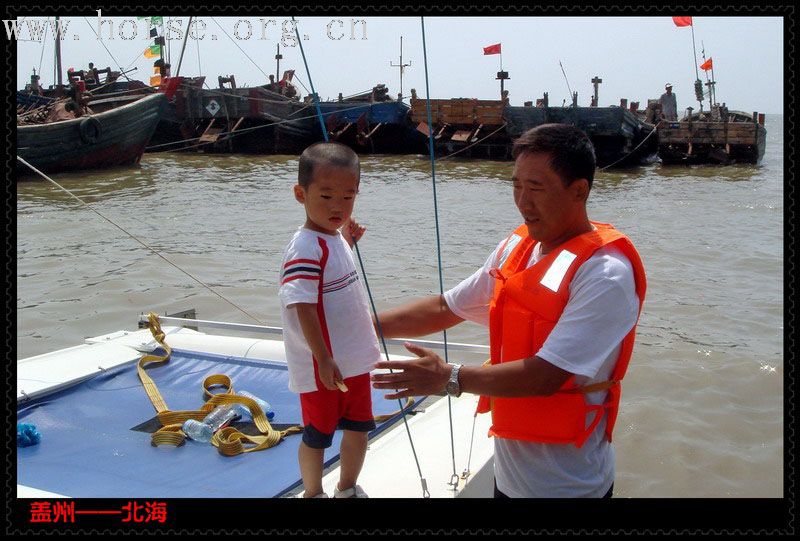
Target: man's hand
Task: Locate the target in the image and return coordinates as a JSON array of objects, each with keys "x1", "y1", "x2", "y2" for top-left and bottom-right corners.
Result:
[
  {"x1": 318, "y1": 357, "x2": 345, "y2": 391},
  {"x1": 371, "y1": 343, "x2": 451, "y2": 399},
  {"x1": 342, "y1": 217, "x2": 366, "y2": 248}
]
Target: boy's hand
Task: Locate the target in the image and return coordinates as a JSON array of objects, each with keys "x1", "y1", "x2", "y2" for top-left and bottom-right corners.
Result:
[
  {"x1": 342, "y1": 217, "x2": 366, "y2": 247},
  {"x1": 318, "y1": 357, "x2": 345, "y2": 391}
]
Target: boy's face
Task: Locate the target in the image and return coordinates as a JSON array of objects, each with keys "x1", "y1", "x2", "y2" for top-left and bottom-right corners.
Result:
[{"x1": 294, "y1": 165, "x2": 359, "y2": 235}]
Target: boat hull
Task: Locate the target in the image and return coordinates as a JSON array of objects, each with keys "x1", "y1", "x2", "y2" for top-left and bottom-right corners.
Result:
[
  {"x1": 657, "y1": 114, "x2": 767, "y2": 165},
  {"x1": 506, "y1": 105, "x2": 657, "y2": 167},
  {"x1": 17, "y1": 93, "x2": 166, "y2": 176}
]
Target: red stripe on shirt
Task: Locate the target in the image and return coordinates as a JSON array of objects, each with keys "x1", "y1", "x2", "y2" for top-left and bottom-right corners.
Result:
[
  {"x1": 281, "y1": 274, "x2": 321, "y2": 285},
  {"x1": 284, "y1": 258, "x2": 321, "y2": 268},
  {"x1": 312, "y1": 237, "x2": 334, "y2": 389}
]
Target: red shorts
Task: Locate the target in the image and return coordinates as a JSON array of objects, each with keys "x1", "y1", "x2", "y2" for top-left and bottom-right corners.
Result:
[{"x1": 299, "y1": 372, "x2": 376, "y2": 449}]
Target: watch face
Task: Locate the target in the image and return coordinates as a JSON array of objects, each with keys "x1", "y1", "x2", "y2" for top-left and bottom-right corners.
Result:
[{"x1": 446, "y1": 381, "x2": 457, "y2": 395}]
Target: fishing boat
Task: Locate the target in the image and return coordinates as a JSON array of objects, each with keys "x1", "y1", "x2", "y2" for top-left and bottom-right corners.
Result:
[
  {"x1": 410, "y1": 96, "x2": 512, "y2": 159},
  {"x1": 656, "y1": 105, "x2": 767, "y2": 165},
  {"x1": 505, "y1": 102, "x2": 658, "y2": 167},
  {"x1": 317, "y1": 85, "x2": 427, "y2": 155},
  {"x1": 16, "y1": 314, "x2": 495, "y2": 499},
  {"x1": 16, "y1": 93, "x2": 166, "y2": 176},
  {"x1": 148, "y1": 73, "x2": 315, "y2": 154},
  {"x1": 409, "y1": 94, "x2": 657, "y2": 166}
]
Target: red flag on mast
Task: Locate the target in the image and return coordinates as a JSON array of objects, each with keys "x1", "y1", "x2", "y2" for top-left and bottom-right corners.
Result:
[
  {"x1": 672, "y1": 16, "x2": 693, "y2": 27},
  {"x1": 700, "y1": 57, "x2": 713, "y2": 71},
  {"x1": 483, "y1": 43, "x2": 502, "y2": 55}
]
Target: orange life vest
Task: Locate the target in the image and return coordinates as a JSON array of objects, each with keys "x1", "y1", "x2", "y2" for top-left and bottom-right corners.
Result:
[{"x1": 475, "y1": 222, "x2": 647, "y2": 448}]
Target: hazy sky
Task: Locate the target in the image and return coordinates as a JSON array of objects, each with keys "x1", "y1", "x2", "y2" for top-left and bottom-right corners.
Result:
[{"x1": 14, "y1": 15, "x2": 784, "y2": 114}]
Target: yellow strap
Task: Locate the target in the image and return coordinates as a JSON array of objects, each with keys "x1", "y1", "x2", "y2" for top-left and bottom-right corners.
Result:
[
  {"x1": 138, "y1": 313, "x2": 416, "y2": 455},
  {"x1": 561, "y1": 380, "x2": 620, "y2": 395}
]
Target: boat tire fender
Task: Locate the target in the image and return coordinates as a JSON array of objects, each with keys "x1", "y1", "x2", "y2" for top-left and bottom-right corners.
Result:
[{"x1": 79, "y1": 116, "x2": 102, "y2": 144}]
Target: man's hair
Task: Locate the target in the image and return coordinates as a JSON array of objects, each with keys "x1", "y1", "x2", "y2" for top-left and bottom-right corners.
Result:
[
  {"x1": 511, "y1": 124, "x2": 596, "y2": 190},
  {"x1": 298, "y1": 142, "x2": 360, "y2": 188}
]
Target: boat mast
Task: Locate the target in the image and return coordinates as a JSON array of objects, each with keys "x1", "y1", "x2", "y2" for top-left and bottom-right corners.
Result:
[
  {"x1": 54, "y1": 16, "x2": 63, "y2": 88},
  {"x1": 175, "y1": 16, "x2": 193, "y2": 77},
  {"x1": 390, "y1": 36, "x2": 411, "y2": 100},
  {"x1": 688, "y1": 21, "x2": 704, "y2": 113}
]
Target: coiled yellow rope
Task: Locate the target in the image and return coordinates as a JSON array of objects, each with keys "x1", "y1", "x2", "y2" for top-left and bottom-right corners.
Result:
[{"x1": 137, "y1": 313, "x2": 414, "y2": 455}]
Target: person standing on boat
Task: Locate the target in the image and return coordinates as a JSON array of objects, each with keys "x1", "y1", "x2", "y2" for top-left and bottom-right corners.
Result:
[
  {"x1": 659, "y1": 83, "x2": 678, "y2": 121},
  {"x1": 371, "y1": 124, "x2": 647, "y2": 498},
  {"x1": 279, "y1": 142, "x2": 380, "y2": 499}
]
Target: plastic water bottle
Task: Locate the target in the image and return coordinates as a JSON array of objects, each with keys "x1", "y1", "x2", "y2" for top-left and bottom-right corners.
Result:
[
  {"x1": 237, "y1": 390, "x2": 275, "y2": 421},
  {"x1": 182, "y1": 419, "x2": 213, "y2": 443},
  {"x1": 202, "y1": 403, "x2": 244, "y2": 431}
]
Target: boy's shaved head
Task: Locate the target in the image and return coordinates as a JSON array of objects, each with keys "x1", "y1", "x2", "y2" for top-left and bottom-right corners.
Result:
[{"x1": 298, "y1": 142, "x2": 360, "y2": 188}]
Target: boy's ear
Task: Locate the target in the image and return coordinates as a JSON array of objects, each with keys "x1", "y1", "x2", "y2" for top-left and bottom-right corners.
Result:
[{"x1": 293, "y1": 184, "x2": 306, "y2": 203}]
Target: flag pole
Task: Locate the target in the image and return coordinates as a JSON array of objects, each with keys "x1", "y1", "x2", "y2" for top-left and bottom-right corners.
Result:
[
  {"x1": 686, "y1": 18, "x2": 704, "y2": 112},
  {"x1": 690, "y1": 23, "x2": 700, "y2": 82}
]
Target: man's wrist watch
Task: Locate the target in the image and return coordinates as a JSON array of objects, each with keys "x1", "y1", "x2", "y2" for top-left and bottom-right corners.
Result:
[{"x1": 445, "y1": 363, "x2": 463, "y2": 398}]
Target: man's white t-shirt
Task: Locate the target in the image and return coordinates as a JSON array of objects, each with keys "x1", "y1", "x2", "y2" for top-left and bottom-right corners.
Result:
[
  {"x1": 279, "y1": 227, "x2": 381, "y2": 393},
  {"x1": 443, "y1": 231, "x2": 640, "y2": 498}
]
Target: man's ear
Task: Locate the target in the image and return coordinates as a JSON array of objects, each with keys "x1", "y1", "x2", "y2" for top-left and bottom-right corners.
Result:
[
  {"x1": 293, "y1": 184, "x2": 306, "y2": 204},
  {"x1": 572, "y1": 178, "x2": 590, "y2": 202}
]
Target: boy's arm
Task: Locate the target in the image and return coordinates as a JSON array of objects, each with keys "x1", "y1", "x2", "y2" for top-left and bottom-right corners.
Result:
[{"x1": 293, "y1": 302, "x2": 344, "y2": 391}]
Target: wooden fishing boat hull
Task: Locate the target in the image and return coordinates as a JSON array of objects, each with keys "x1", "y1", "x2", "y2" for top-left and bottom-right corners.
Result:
[
  {"x1": 657, "y1": 110, "x2": 767, "y2": 165},
  {"x1": 17, "y1": 93, "x2": 166, "y2": 176},
  {"x1": 410, "y1": 98, "x2": 512, "y2": 159},
  {"x1": 318, "y1": 101, "x2": 427, "y2": 154},
  {"x1": 506, "y1": 105, "x2": 657, "y2": 167},
  {"x1": 410, "y1": 98, "x2": 656, "y2": 166}
]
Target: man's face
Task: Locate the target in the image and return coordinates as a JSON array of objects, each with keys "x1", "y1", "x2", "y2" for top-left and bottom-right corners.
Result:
[
  {"x1": 512, "y1": 152, "x2": 587, "y2": 253},
  {"x1": 666, "y1": 86, "x2": 672, "y2": 94},
  {"x1": 294, "y1": 165, "x2": 359, "y2": 235}
]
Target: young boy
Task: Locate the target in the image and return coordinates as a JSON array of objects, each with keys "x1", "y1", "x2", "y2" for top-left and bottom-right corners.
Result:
[{"x1": 279, "y1": 142, "x2": 380, "y2": 499}]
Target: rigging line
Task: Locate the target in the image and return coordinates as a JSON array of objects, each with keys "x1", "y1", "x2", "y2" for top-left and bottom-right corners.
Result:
[
  {"x1": 558, "y1": 60, "x2": 572, "y2": 101},
  {"x1": 196, "y1": 29, "x2": 202, "y2": 76},
  {"x1": 145, "y1": 105, "x2": 376, "y2": 152},
  {"x1": 37, "y1": 17, "x2": 50, "y2": 81},
  {"x1": 145, "y1": 101, "x2": 376, "y2": 152},
  {"x1": 291, "y1": 17, "x2": 327, "y2": 141},
  {"x1": 291, "y1": 72, "x2": 311, "y2": 95},
  {"x1": 597, "y1": 120, "x2": 662, "y2": 171},
  {"x1": 15, "y1": 155, "x2": 266, "y2": 326},
  {"x1": 437, "y1": 123, "x2": 508, "y2": 161},
  {"x1": 211, "y1": 17, "x2": 268, "y2": 81},
  {"x1": 293, "y1": 15, "x2": 429, "y2": 498},
  {"x1": 81, "y1": 17, "x2": 132, "y2": 82},
  {"x1": 421, "y1": 16, "x2": 459, "y2": 491}
]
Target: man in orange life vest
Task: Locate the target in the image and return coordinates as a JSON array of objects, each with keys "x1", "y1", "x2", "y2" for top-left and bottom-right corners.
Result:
[{"x1": 371, "y1": 124, "x2": 647, "y2": 498}]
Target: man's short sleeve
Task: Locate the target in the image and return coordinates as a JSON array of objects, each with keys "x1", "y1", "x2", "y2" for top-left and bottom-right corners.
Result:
[
  {"x1": 279, "y1": 235, "x2": 323, "y2": 306},
  {"x1": 536, "y1": 247, "x2": 640, "y2": 379},
  {"x1": 443, "y1": 241, "x2": 507, "y2": 326}
]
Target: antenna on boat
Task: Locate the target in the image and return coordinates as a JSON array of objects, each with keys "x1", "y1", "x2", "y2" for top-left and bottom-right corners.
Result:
[
  {"x1": 700, "y1": 41, "x2": 716, "y2": 110},
  {"x1": 591, "y1": 76, "x2": 602, "y2": 107},
  {"x1": 275, "y1": 43, "x2": 282, "y2": 83},
  {"x1": 390, "y1": 36, "x2": 411, "y2": 101}
]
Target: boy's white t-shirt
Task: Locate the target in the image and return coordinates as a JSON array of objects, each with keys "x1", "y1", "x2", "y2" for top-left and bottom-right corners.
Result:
[
  {"x1": 443, "y1": 232, "x2": 640, "y2": 498},
  {"x1": 279, "y1": 227, "x2": 381, "y2": 393}
]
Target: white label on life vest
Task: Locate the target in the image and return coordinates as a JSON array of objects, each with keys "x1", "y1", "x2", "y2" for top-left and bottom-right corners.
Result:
[{"x1": 540, "y1": 250, "x2": 578, "y2": 292}]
